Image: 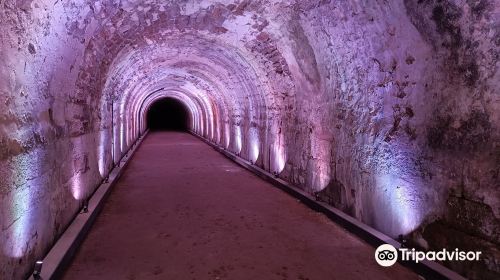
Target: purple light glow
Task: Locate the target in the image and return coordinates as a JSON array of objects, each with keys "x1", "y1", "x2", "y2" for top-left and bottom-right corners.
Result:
[
  {"x1": 309, "y1": 135, "x2": 332, "y2": 191},
  {"x1": 374, "y1": 173, "x2": 424, "y2": 236},
  {"x1": 1, "y1": 152, "x2": 42, "y2": 258},
  {"x1": 234, "y1": 125, "x2": 242, "y2": 154},
  {"x1": 249, "y1": 127, "x2": 260, "y2": 162},
  {"x1": 224, "y1": 123, "x2": 231, "y2": 148},
  {"x1": 272, "y1": 135, "x2": 286, "y2": 174}
]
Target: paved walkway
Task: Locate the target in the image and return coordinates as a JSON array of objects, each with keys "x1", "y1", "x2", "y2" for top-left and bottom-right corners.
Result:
[{"x1": 63, "y1": 132, "x2": 418, "y2": 280}]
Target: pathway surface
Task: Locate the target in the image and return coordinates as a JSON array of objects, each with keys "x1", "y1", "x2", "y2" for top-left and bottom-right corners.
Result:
[{"x1": 63, "y1": 132, "x2": 419, "y2": 280}]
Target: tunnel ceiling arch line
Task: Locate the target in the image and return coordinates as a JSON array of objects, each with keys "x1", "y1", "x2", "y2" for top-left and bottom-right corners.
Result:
[
  {"x1": 133, "y1": 71, "x2": 241, "y2": 140},
  {"x1": 140, "y1": 91, "x2": 201, "y2": 133},
  {"x1": 132, "y1": 87, "x2": 203, "y2": 137},
  {"x1": 137, "y1": 90, "x2": 198, "y2": 133},
  {"x1": 101, "y1": 35, "x2": 274, "y2": 118},
  {"x1": 106, "y1": 56, "x2": 273, "y2": 156},
  {"x1": 128, "y1": 86, "x2": 207, "y2": 142},
  {"x1": 90, "y1": 25, "x2": 288, "y2": 163},
  {"x1": 108, "y1": 74, "x2": 256, "y2": 149},
  {"x1": 126, "y1": 75, "x2": 233, "y2": 136},
  {"x1": 134, "y1": 90, "x2": 203, "y2": 144},
  {"x1": 114, "y1": 69, "x2": 280, "y2": 162},
  {"x1": 139, "y1": 87, "x2": 232, "y2": 149},
  {"x1": 142, "y1": 94, "x2": 195, "y2": 131},
  {"x1": 96, "y1": 33, "x2": 278, "y2": 153},
  {"x1": 112, "y1": 60, "x2": 269, "y2": 138},
  {"x1": 4, "y1": 2, "x2": 497, "y2": 279},
  {"x1": 136, "y1": 87, "x2": 216, "y2": 140},
  {"x1": 111, "y1": 78, "x2": 217, "y2": 154},
  {"x1": 139, "y1": 90, "x2": 211, "y2": 134}
]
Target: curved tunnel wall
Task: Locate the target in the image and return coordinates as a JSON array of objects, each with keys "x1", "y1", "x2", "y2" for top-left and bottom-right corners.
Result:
[{"x1": 0, "y1": 1, "x2": 499, "y2": 279}]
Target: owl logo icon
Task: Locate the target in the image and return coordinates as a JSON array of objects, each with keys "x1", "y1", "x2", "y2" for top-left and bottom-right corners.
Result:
[{"x1": 375, "y1": 244, "x2": 398, "y2": 267}]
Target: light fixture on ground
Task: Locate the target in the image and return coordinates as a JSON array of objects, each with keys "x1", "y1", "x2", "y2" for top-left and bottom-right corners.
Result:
[
  {"x1": 82, "y1": 199, "x2": 89, "y2": 213},
  {"x1": 33, "y1": 260, "x2": 43, "y2": 278},
  {"x1": 313, "y1": 192, "x2": 320, "y2": 201},
  {"x1": 398, "y1": 234, "x2": 408, "y2": 248}
]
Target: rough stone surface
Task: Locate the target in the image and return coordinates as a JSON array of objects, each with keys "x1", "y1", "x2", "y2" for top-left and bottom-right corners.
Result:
[{"x1": 0, "y1": 1, "x2": 498, "y2": 279}]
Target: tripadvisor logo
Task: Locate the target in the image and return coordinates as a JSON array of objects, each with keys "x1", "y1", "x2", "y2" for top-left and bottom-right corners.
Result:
[
  {"x1": 375, "y1": 244, "x2": 398, "y2": 266},
  {"x1": 375, "y1": 244, "x2": 482, "y2": 267}
]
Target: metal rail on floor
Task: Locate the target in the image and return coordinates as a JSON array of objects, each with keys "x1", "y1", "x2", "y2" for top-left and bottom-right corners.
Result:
[
  {"x1": 190, "y1": 131, "x2": 466, "y2": 280},
  {"x1": 29, "y1": 131, "x2": 149, "y2": 280}
]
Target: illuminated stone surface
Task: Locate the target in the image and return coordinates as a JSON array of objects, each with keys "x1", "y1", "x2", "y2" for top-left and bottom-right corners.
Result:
[{"x1": 0, "y1": 1, "x2": 498, "y2": 279}]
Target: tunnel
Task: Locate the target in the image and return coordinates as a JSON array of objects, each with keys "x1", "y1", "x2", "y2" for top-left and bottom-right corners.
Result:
[
  {"x1": 146, "y1": 97, "x2": 190, "y2": 131},
  {"x1": 0, "y1": 1, "x2": 499, "y2": 280}
]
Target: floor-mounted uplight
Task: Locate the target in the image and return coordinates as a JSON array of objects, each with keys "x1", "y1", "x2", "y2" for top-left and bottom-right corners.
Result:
[
  {"x1": 398, "y1": 234, "x2": 408, "y2": 248},
  {"x1": 313, "y1": 191, "x2": 320, "y2": 201},
  {"x1": 33, "y1": 260, "x2": 43, "y2": 279},
  {"x1": 82, "y1": 199, "x2": 89, "y2": 214}
]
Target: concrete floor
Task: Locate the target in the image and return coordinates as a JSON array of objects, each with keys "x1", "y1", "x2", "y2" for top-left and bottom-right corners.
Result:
[{"x1": 63, "y1": 132, "x2": 419, "y2": 280}]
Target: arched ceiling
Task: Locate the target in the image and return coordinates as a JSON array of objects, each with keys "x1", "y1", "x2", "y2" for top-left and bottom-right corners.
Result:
[{"x1": 1, "y1": 1, "x2": 499, "y2": 279}]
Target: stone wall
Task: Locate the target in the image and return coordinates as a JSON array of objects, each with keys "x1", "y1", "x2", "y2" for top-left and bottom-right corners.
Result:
[{"x1": 0, "y1": 1, "x2": 498, "y2": 279}]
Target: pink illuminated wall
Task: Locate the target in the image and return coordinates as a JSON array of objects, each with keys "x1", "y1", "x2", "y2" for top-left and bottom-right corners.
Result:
[{"x1": 1, "y1": 1, "x2": 498, "y2": 279}]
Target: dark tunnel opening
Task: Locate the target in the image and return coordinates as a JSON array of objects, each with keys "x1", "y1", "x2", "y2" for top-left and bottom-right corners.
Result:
[{"x1": 146, "y1": 97, "x2": 190, "y2": 131}]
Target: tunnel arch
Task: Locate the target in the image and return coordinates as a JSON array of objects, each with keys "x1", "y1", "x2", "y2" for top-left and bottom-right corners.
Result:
[
  {"x1": 2, "y1": 1, "x2": 498, "y2": 279},
  {"x1": 96, "y1": 32, "x2": 284, "y2": 175},
  {"x1": 146, "y1": 97, "x2": 190, "y2": 131}
]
